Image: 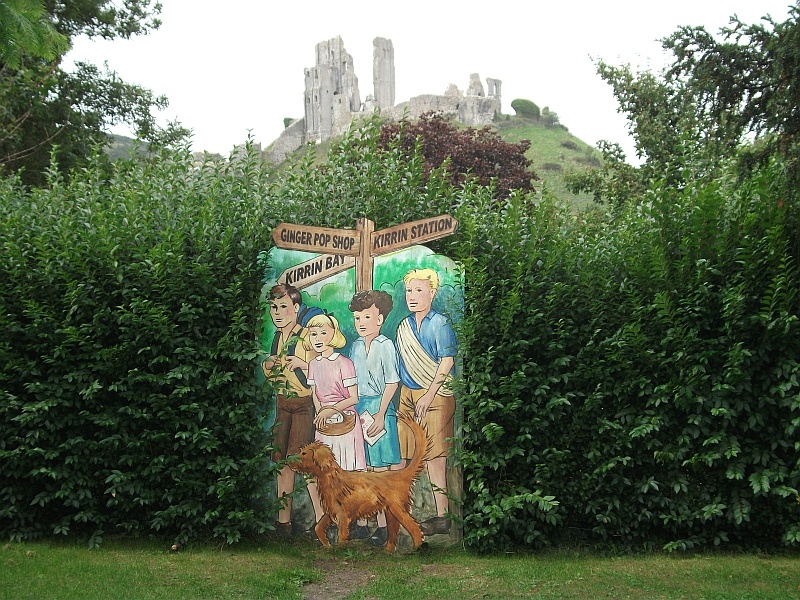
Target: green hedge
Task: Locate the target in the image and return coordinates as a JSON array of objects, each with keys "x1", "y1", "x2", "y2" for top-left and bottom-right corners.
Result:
[
  {"x1": 2, "y1": 119, "x2": 799, "y2": 553},
  {"x1": 0, "y1": 121, "x2": 464, "y2": 547},
  {"x1": 453, "y1": 162, "x2": 800, "y2": 552},
  {"x1": 0, "y1": 147, "x2": 282, "y2": 546}
]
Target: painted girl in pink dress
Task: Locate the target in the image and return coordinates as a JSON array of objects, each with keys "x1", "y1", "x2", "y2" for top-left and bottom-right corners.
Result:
[{"x1": 303, "y1": 313, "x2": 367, "y2": 471}]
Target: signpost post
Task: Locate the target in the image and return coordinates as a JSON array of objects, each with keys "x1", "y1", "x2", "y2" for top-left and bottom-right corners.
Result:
[{"x1": 272, "y1": 215, "x2": 458, "y2": 292}]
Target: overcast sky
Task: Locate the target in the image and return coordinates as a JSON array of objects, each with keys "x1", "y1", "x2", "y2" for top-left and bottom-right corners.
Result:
[{"x1": 68, "y1": 1, "x2": 793, "y2": 162}]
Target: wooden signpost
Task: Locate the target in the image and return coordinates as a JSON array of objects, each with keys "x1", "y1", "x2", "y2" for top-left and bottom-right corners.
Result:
[{"x1": 272, "y1": 215, "x2": 458, "y2": 291}]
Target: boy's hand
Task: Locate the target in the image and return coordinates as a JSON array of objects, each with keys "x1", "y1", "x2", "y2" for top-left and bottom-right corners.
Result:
[
  {"x1": 415, "y1": 390, "x2": 435, "y2": 420},
  {"x1": 285, "y1": 356, "x2": 307, "y2": 371},
  {"x1": 367, "y1": 412, "x2": 386, "y2": 437}
]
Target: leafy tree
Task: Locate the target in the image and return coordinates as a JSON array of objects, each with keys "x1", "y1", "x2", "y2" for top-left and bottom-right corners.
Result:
[
  {"x1": 0, "y1": 0, "x2": 68, "y2": 67},
  {"x1": 0, "y1": 0, "x2": 187, "y2": 187},
  {"x1": 663, "y1": 3, "x2": 800, "y2": 180},
  {"x1": 564, "y1": 63, "x2": 707, "y2": 207},
  {"x1": 378, "y1": 112, "x2": 538, "y2": 200},
  {"x1": 43, "y1": 0, "x2": 162, "y2": 39},
  {"x1": 540, "y1": 106, "x2": 560, "y2": 128},
  {"x1": 568, "y1": 4, "x2": 800, "y2": 205}
]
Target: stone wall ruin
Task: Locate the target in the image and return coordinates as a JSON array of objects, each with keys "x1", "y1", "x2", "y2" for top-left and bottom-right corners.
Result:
[{"x1": 265, "y1": 36, "x2": 502, "y2": 164}]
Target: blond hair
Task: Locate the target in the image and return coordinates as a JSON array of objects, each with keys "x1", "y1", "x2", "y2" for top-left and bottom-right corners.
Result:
[
  {"x1": 403, "y1": 268, "x2": 440, "y2": 290},
  {"x1": 302, "y1": 313, "x2": 346, "y2": 350}
]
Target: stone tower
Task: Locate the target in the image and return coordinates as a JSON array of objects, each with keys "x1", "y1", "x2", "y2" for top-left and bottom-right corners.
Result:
[
  {"x1": 373, "y1": 37, "x2": 395, "y2": 109},
  {"x1": 265, "y1": 35, "x2": 503, "y2": 164},
  {"x1": 303, "y1": 36, "x2": 361, "y2": 142}
]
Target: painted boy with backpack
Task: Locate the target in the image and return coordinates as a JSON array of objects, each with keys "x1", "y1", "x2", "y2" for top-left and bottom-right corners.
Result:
[{"x1": 261, "y1": 283, "x2": 324, "y2": 536}]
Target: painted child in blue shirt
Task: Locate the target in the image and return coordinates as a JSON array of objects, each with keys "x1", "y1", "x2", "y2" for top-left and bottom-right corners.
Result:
[{"x1": 348, "y1": 289, "x2": 401, "y2": 546}]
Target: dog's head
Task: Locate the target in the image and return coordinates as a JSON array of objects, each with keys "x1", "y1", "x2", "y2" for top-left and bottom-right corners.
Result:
[{"x1": 290, "y1": 441, "x2": 338, "y2": 475}]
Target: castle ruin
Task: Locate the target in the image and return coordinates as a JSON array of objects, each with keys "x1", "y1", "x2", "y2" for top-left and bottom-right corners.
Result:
[{"x1": 265, "y1": 36, "x2": 501, "y2": 164}]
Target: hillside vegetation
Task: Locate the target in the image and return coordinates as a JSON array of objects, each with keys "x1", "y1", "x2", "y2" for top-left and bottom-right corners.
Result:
[
  {"x1": 263, "y1": 111, "x2": 603, "y2": 209},
  {"x1": 494, "y1": 115, "x2": 601, "y2": 208}
]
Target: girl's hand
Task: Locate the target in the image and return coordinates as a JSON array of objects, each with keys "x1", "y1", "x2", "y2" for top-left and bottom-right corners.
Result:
[{"x1": 314, "y1": 406, "x2": 337, "y2": 427}]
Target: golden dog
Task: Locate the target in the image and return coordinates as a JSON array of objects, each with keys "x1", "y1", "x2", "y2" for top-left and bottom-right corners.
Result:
[{"x1": 291, "y1": 412, "x2": 428, "y2": 552}]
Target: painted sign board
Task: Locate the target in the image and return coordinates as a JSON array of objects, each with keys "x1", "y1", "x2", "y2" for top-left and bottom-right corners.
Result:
[
  {"x1": 272, "y1": 215, "x2": 457, "y2": 292},
  {"x1": 277, "y1": 253, "x2": 355, "y2": 288},
  {"x1": 370, "y1": 215, "x2": 458, "y2": 256},
  {"x1": 260, "y1": 217, "x2": 462, "y2": 550}
]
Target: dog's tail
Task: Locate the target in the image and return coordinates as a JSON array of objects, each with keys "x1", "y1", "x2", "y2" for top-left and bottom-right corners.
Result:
[{"x1": 398, "y1": 412, "x2": 431, "y2": 485}]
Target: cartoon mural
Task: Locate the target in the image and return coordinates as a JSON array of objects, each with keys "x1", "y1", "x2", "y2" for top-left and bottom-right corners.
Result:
[{"x1": 259, "y1": 216, "x2": 462, "y2": 549}]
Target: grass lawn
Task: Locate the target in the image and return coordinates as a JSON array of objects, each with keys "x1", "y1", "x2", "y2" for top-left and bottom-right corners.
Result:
[{"x1": 2, "y1": 537, "x2": 800, "y2": 599}]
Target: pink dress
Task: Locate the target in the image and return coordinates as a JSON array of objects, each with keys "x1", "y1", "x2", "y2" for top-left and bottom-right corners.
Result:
[{"x1": 307, "y1": 353, "x2": 366, "y2": 471}]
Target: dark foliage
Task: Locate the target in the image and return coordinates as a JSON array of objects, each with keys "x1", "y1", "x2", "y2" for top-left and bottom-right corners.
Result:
[
  {"x1": 0, "y1": 145, "x2": 281, "y2": 547},
  {"x1": 454, "y1": 160, "x2": 800, "y2": 552},
  {"x1": 378, "y1": 112, "x2": 537, "y2": 201}
]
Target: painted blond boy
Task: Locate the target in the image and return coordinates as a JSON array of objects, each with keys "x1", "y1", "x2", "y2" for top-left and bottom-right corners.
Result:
[{"x1": 395, "y1": 268, "x2": 456, "y2": 536}]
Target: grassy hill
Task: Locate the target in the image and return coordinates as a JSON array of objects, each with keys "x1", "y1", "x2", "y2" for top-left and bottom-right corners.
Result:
[
  {"x1": 270, "y1": 114, "x2": 603, "y2": 210},
  {"x1": 107, "y1": 134, "x2": 148, "y2": 161},
  {"x1": 494, "y1": 116, "x2": 601, "y2": 209},
  {"x1": 110, "y1": 114, "x2": 603, "y2": 210}
]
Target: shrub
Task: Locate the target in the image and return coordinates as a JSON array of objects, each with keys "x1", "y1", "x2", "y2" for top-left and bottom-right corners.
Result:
[
  {"x1": 453, "y1": 160, "x2": 800, "y2": 552},
  {"x1": 560, "y1": 140, "x2": 579, "y2": 151},
  {"x1": 511, "y1": 98, "x2": 541, "y2": 120},
  {"x1": 0, "y1": 145, "x2": 282, "y2": 547},
  {"x1": 378, "y1": 112, "x2": 537, "y2": 201},
  {"x1": 541, "y1": 106, "x2": 560, "y2": 127}
]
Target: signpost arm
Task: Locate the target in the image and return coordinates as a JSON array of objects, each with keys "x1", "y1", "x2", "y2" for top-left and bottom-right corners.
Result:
[{"x1": 355, "y1": 218, "x2": 375, "y2": 292}]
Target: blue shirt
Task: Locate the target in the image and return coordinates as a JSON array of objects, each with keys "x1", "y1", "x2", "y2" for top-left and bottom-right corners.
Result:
[
  {"x1": 397, "y1": 310, "x2": 457, "y2": 390},
  {"x1": 349, "y1": 335, "x2": 400, "y2": 397}
]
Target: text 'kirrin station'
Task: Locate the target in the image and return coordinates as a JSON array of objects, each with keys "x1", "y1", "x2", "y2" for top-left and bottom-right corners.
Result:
[{"x1": 371, "y1": 216, "x2": 456, "y2": 254}]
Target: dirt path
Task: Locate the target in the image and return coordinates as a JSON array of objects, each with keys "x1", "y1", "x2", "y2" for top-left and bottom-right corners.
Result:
[{"x1": 303, "y1": 557, "x2": 375, "y2": 600}]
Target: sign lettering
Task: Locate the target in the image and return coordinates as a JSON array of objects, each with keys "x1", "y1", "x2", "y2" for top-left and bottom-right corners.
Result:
[
  {"x1": 278, "y1": 253, "x2": 356, "y2": 289},
  {"x1": 371, "y1": 215, "x2": 458, "y2": 256},
  {"x1": 273, "y1": 223, "x2": 360, "y2": 255},
  {"x1": 272, "y1": 215, "x2": 458, "y2": 290}
]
